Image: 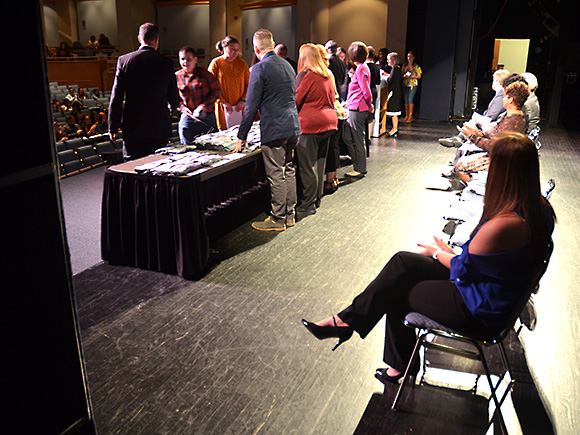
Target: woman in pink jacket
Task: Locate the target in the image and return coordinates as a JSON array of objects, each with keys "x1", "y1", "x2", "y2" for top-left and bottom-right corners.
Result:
[{"x1": 343, "y1": 41, "x2": 373, "y2": 179}]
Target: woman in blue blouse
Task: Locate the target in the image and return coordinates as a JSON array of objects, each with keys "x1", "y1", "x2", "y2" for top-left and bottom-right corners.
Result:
[{"x1": 303, "y1": 132, "x2": 555, "y2": 383}]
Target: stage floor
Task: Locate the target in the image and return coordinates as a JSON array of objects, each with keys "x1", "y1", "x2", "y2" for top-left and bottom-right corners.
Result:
[{"x1": 63, "y1": 120, "x2": 580, "y2": 434}]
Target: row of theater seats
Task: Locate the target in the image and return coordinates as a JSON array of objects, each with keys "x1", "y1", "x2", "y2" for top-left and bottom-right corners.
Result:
[
  {"x1": 56, "y1": 121, "x2": 181, "y2": 178},
  {"x1": 56, "y1": 135, "x2": 123, "y2": 178}
]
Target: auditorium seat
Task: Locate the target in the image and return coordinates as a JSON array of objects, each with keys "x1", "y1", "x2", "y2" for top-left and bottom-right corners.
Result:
[
  {"x1": 57, "y1": 149, "x2": 83, "y2": 177},
  {"x1": 76, "y1": 145, "x2": 103, "y2": 168},
  {"x1": 64, "y1": 137, "x2": 85, "y2": 150},
  {"x1": 56, "y1": 141, "x2": 67, "y2": 153}
]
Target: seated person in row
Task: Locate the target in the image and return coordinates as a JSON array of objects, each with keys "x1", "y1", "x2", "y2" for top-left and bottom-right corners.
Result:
[
  {"x1": 521, "y1": 72, "x2": 540, "y2": 134},
  {"x1": 453, "y1": 80, "x2": 530, "y2": 183},
  {"x1": 302, "y1": 132, "x2": 555, "y2": 385},
  {"x1": 175, "y1": 46, "x2": 222, "y2": 144},
  {"x1": 61, "y1": 114, "x2": 84, "y2": 139},
  {"x1": 439, "y1": 69, "x2": 510, "y2": 147}
]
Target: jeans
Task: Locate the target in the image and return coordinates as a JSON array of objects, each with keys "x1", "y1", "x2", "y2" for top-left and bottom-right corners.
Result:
[
  {"x1": 178, "y1": 112, "x2": 217, "y2": 144},
  {"x1": 403, "y1": 86, "x2": 418, "y2": 104}
]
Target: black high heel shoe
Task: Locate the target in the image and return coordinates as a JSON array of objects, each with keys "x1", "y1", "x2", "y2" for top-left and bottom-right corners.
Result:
[
  {"x1": 387, "y1": 130, "x2": 399, "y2": 137},
  {"x1": 302, "y1": 316, "x2": 353, "y2": 351},
  {"x1": 375, "y1": 368, "x2": 404, "y2": 385}
]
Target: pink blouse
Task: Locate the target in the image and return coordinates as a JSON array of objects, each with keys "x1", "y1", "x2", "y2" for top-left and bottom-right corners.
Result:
[{"x1": 346, "y1": 63, "x2": 373, "y2": 112}]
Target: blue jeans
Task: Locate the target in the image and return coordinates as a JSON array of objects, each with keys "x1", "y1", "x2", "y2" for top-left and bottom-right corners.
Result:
[
  {"x1": 403, "y1": 86, "x2": 418, "y2": 104},
  {"x1": 178, "y1": 112, "x2": 217, "y2": 144}
]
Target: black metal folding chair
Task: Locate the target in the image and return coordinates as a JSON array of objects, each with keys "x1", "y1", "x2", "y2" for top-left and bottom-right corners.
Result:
[{"x1": 392, "y1": 240, "x2": 553, "y2": 434}]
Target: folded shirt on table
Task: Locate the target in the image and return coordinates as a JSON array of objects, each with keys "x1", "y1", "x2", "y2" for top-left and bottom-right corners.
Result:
[{"x1": 134, "y1": 152, "x2": 224, "y2": 176}]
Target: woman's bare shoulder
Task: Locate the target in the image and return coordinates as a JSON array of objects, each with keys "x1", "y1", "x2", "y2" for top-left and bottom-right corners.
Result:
[{"x1": 469, "y1": 213, "x2": 528, "y2": 255}]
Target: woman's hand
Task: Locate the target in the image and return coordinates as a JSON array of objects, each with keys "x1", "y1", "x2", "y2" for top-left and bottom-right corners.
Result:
[
  {"x1": 416, "y1": 236, "x2": 454, "y2": 257},
  {"x1": 458, "y1": 123, "x2": 480, "y2": 138},
  {"x1": 223, "y1": 102, "x2": 233, "y2": 114},
  {"x1": 234, "y1": 100, "x2": 245, "y2": 112}
]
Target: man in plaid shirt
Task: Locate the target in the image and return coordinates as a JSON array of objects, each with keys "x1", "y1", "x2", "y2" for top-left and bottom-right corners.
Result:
[{"x1": 176, "y1": 46, "x2": 221, "y2": 144}]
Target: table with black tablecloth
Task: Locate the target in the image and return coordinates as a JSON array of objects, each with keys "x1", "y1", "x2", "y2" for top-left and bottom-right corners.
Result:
[{"x1": 101, "y1": 150, "x2": 267, "y2": 279}]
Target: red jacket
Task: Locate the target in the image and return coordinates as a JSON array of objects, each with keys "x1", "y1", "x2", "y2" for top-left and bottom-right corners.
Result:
[{"x1": 295, "y1": 70, "x2": 338, "y2": 134}]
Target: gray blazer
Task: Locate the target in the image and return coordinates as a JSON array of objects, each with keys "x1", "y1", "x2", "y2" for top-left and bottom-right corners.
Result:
[
  {"x1": 238, "y1": 50, "x2": 300, "y2": 144},
  {"x1": 483, "y1": 89, "x2": 506, "y2": 121},
  {"x1": 523, "y1": 93, "x2": 540, "y2": 134}
]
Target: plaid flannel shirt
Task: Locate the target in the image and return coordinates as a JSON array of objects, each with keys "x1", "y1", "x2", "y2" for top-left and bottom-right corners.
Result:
[{"x1": 176, "y1": 67, "x2": 221, "y2": 113}]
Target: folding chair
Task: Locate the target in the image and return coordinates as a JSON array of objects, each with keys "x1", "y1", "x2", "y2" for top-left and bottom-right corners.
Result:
[{"x1": 392, "y1": 240, "x2": 553, "y2": 435}]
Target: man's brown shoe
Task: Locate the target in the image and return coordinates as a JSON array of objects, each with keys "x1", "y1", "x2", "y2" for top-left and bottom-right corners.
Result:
[{"x1": 252, "y1": 216, "x2": 286, "y2": 231}]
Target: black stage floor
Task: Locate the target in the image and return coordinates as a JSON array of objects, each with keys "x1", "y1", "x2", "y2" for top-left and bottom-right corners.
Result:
[{"x1": 63, "y1": 120, "x2": 580, "y2": 434}]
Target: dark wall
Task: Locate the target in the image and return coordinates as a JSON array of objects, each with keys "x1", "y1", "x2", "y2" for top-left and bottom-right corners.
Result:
[
  {"x1": 415, "y1": 0, "x2": 459, "y2": 121},
  {"x1": 471, "y1": 0, "x2": 578, "y2": 127},
  {"x1": 2, "y1": 3, "x2": 96, "y2": 433}
]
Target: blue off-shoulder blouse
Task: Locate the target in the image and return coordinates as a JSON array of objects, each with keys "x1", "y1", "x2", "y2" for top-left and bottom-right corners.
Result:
[{"x1": 450, "y1": 221, "x2": 552, "y2": 332}]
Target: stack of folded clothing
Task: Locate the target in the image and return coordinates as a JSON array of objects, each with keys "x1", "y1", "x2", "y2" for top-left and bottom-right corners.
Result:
[
  {"x1": 134, "y1": 152, "x2": 224, "y2": 176},
  {"x1": 193, "y1": 122, "x2": 261, "y2": 152}
]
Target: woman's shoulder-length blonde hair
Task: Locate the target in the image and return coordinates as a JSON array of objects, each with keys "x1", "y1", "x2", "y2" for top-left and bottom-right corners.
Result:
[{"x1": 297, "y1": 43, "x2": 331, "y2": 78}]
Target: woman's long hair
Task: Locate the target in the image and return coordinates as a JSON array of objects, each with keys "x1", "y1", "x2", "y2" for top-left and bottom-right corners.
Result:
[
  {"x1": 473, "y1": 133, "x2": 555, "y2": 259},
  {"x1": 402, "y1": 51, "x2": 415, "y2": 71},
  {"x1": 297, "y1": 43, "x2": 331, "y2": 78}
]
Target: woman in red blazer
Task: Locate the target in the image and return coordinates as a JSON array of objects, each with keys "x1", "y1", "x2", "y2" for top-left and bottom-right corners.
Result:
[{"x1": 294, "y1": 43, "x2": 338, "y2": 216}]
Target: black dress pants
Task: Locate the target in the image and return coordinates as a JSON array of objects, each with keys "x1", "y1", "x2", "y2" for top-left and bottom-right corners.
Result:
[
  {"x1": 338, "y1": 251, "x2": 483, "y2": 372},
  {"x1": 296, "y1": 130, "x2": 333, "y2": 212}
]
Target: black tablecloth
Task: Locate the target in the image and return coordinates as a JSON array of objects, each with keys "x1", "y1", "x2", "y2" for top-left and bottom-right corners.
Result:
[{"x1": 101, "y1": 152, "x2": 267, "y2": 279}]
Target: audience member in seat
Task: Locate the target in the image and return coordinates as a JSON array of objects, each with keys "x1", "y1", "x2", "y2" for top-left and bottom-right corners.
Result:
[
  {"x1": 302, "y1": 132, "x2": 555, "y2": 385},
  {"x1": 294, "y1": 43, "x2": 338, "y2": 216},
  {"x1": 175, "y1": 46, "x2": 221, "y2": 144},
  {"x1": 56, "y1": 42, "x2": 71, "y2": 57},
  {"x1": 208, "y1": 35, "x2": 250, "y2": 130},
  {"x1": 108, "y1": 23, "x2": 181, "y2": 160},
  {"x1": 62, "y1": 114, "x2": 84, "y2": 139},
  {"x1": 88, "y1": 112, "x2": 109, "y2": 136},
  {"x1": 439, "y1": 69, "x2": 511, "y2": 147},
  {"x1": 87, "y1": 36, "x2": 99, "y2": 50},
  {"x1": 54, "y1": 121, "x2": 65, "y2": 142}
]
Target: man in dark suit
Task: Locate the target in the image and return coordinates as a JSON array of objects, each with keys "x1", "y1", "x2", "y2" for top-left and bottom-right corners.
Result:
[
  {"x1": 108, "y1": 23, "x2": 181, "y2": 160},
  {"x1": 274, "y1": 44, "x2": 298, "y2": 74},
  {"x1": 325, "y1": 40, "x2": 345, "y2": 99}
]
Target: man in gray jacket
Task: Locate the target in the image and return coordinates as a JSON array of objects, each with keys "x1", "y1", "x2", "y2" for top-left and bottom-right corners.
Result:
[
  {"x1": 236, "y1": 29, "x2": 301, "y2": 231},
  {"x1": 439, "y1": 69, "x2": 510, "y2": 147}
]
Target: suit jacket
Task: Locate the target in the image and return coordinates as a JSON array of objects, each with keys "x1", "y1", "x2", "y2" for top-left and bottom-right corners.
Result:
[
  {"x1": 483, "y1": 89, "x2": 505, "y2": 122},
  {"x1": 109, "y1": 45, "x2": 181, "y2": 159},
  {"x1": 238, "y1": 50, "x2": 301, "y2": 144},
  {"x1": 328, "y1": 54, "x2": 346, "y2": 96},
  {"x1": 523, "y1": 93, "x2": 540, "y2": 134}
]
